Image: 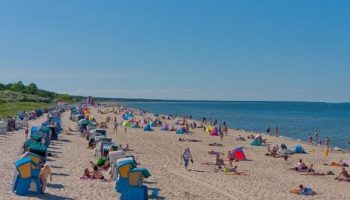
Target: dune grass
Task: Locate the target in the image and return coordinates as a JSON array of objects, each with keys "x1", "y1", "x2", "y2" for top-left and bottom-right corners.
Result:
[{"x1": 0, "y1": 102, "x2": 50, "y2": 119}]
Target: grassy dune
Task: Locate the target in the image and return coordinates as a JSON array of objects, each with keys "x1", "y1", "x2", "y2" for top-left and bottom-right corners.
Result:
[{"x1": 0, "y1": 102, "x2": 50, "y2": 119}]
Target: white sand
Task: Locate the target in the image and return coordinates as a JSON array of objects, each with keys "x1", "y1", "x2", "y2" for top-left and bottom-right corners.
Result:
[{"x1": 1, "y1": 107, "x2": 350, "y2": 200}]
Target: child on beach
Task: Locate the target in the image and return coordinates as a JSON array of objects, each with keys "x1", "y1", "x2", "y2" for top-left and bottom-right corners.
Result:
[
  {"x1": 40, "y1": 164, "x2": 53, "y2": 193},
  {"x1": 181, "y1": 148, "x2": 193, "y2": 170}
]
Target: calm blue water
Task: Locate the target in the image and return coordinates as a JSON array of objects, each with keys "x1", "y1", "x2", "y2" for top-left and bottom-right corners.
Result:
[{"x1": 120, "y1": 101, "x2": 350, "y2": 149}]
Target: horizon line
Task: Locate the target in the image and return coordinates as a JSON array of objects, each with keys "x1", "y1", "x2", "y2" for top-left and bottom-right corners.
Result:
[{"x1": 88, "y1": 96, "x2": 350, "y2": 104}]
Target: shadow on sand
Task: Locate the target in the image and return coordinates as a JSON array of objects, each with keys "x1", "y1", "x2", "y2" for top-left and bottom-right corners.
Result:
[
  {"x1": 27, "y1": 193, "x2": 73, "y2": 200},
  {"x1": 47, "y1": 183, "x2": 65, "y2": 189}
]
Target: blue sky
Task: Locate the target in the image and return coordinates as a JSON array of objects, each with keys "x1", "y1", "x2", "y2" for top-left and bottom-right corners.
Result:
[{"x1": 0, "y1": 1, "x2": 349, "y2": 102}]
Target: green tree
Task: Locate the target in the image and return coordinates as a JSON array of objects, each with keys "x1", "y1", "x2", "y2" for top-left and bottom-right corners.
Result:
[
  {"x1": 27, "y1": 83, "x2": 38, "y2": 94},
  {"x1": 9, "y1": 81, "x2": 25, "y2": 92}
]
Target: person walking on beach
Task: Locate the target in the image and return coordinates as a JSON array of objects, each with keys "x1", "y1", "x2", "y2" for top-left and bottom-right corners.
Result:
[
  {"x1": 266, "y1": 126, "x2": 270, "y2": 135},
  {"x1": 40, "y1": 164, "x2": 53, "y2": 194},
  {"x1": 275, "y1": 126, "x2": 279, "y2": 137},
  {"x1": 181, "y1": 148, "x2": 193, "y2": 170},
  {"x1": 223, "y1": 121, "x2": 228, "y2": 136},
  {"x1": 124, "y1": 126, "x2": 127, "y2": 134},
  {"x1": 219, "y1": 124, "x2": 224, "y2": 142},
  {"x1": 24, "y1": 127, "x2": 29, "y2": 141},
  {"x1": 308, "y1": 134, "x2": 313, "y2": 145},
  {"x1": 114, "y1": 119, "x2": 118, "y2": 133},
  {"x1": 314, "y1": 130, "x2": 319, "y2": 144},
  {"x1": 325, "y1": 137, "x2": 330, "y2": 148}
]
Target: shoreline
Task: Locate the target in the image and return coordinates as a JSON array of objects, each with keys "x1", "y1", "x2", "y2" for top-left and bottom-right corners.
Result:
[{"x1": 109, "y1": 102, "x2": 348, "y2": 152}]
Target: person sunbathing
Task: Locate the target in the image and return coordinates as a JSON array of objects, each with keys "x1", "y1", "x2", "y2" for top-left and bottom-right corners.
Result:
[
  {"x1": 214, "y1": 155, "x2": 225, "y2": 169},
  {"x1": 209, "y1": 143, "x2": 223, "y2": 146},
  {"x1": 289, "y1": 159, "x2": 308, "y2": 171},
  {"x1": 335, "y1": 167, "x2": 350, "y2": 182},
  {"x1": 265, "y1": 145, "x2": 280, "y2": 157},
  {"x1": 300, "y1": 164, "x2": 326, "y2": 176},
  {"x1": 290, "y1": 184, "x2": 316, "y2": 196},
  {"x1": 247, "y1": 135, "x2": 255, "y2": 139},
  {"x1": 170, "y1": 125, "x2": 176, "y2": 131},
  {"x1": 179, "y1": 138, "x2": 201, "y2": 142},
  {"x1": 235, "y1": 135, "x2": 246, "y2": 141},
  {"x1": 271, "y1": 145, "x2": 279, "y2": 157},
  {"x1": 80, "y1": 168, "x2": 92, "y2": 179},
  {"x1": 91, "y1": 165, "x2": 105, "y2": 179},
  {"x1": 225, "y1": 165, "x2": 238, "y2": 172},
  {"x1": 297, "y1": 159, "x2": 308, "y2": 171},
  {"x1": 222, "y1": 165, "x2": 247, "y2": 175},
  {"x1": 227, "y1": 150, "x2": 236, "y2": 166},
  {"x1": 120, "y1": 144, "x2": 131, "y2": 151},
  {"x1": 208, "y1": 150, "x2": 223, "y2": 156},
  {"x1": 324, "y1": 160, "x2": 349, "y2": 167}
]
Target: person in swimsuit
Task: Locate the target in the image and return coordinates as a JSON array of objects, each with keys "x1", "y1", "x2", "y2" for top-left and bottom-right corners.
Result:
[
  {"x1": 91, "y1": 165, "x2": 104, "y2": 179},
  {"x1": 335, "y1": 167, "x2": 350, "y2": 181},
  {"x1": 40, "y1": 164, "x2": 53, "y2": 193},
  {"x1": 181, "y1": 148, "x2": 193, "y2": 170}
]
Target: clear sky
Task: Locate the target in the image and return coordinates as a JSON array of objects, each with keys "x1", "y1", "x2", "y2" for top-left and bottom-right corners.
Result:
[{"x1": 0, "y1": 1, "x2": 349, "y2": 102}]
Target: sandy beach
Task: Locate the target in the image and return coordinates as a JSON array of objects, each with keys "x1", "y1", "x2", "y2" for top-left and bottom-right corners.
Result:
[{"x1": 1, "y1": 106, "x2": 350, "y2": 200}]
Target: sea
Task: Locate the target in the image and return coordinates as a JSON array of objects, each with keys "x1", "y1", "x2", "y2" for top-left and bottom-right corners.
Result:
[{"x1": 119, "y1": 101, "x2": 350, "y2": 149}]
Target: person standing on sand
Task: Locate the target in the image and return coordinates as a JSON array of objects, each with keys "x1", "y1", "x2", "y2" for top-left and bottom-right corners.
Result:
[
  {"x1": 181, "y1": 148, "x2": 193, "y2": 170},
  {"x1": 40, "y1": 164, "x2": 52, "y2": 194},
  {"x1": 266, "y1": 126, "x2": 270, "y2": 135},
  {"x1": 222, "y1": 121, "x2": 228, "y2": 136},
  {"x1": 325, "y1": 137, "x2": 330, "y2": 148},
  {"x1": 124, "y1": 126, "x2": 127, "y2": 134},
  {"x1": 219, "y1": 124, "x2": 224, "y2": 142},
  {"x1": 114, "y1": 119, "x2": 118, "y2": 133},
  {"x1": 24, "y1": 128, "x2": 29, "y2": 141},
  {"x1": 275, "y1": 126, "x2": 279, "y2": 137},
  {"x1": 185, "y1": 122, "x2": 190, "y2": 134},
  {"x1": 314, "y1": 130, "x2": 319, "y2": 144},
  {"x1": 308, "y1": 134, "x2": 313, "y2": 145}
]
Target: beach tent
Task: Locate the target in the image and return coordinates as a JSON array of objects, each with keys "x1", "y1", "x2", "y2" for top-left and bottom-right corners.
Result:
[
  {"x1": 122, "y1": 121, "x2": 131, "y2": 127},
  {"x1": 292, "y1": 144, "x2": 306, "y2": 154},
  {"x1": 251, "y1": 134, "x2": 263, "y2": 146},
  {"x1": 176, "y1": 127, "x2": 186, "y2": 134},
  {"x1": 231, "y1": 147, "x2": 247, "y2": 161},
  {"x1": 143, "y1": 124, "x2": 153, "y2": 131},
  {"x1": 210, "y1": 127, "x2": 219, "y2": 136},
  {"x1": 160, "y1": 124, "x2": 169, "y2": 131}
]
